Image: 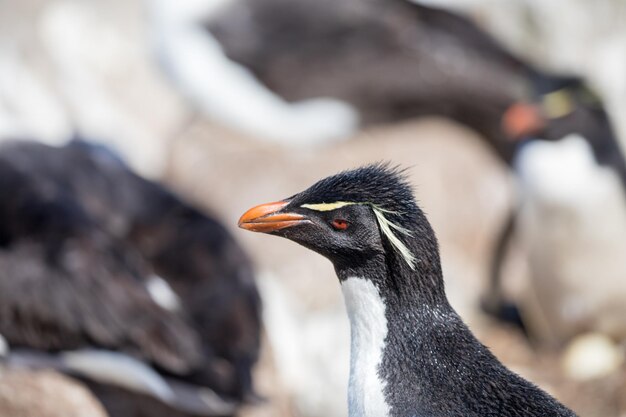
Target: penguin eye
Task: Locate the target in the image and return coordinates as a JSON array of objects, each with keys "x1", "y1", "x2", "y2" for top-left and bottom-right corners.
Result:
[{"x1": 331, "y1": 219, "x2": 349, "y2": 231}]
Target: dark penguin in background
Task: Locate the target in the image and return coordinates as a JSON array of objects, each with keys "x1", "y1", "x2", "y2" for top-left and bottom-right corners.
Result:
[
  {"x1": 239, "y1": 164, "x2": 577, "y2": 417},
  {"x1": 483, "y1": 77, "x2": 626, "y2": 342},
  {"x1": 502, "y1": 75, "x2": 626, "y2": 185},
  {"x1": 483, "y1": 76, "x2": 626, "y2": 333},
  {"x1": 0, "y1": 139, "x2": 261, "y2": 417},
  {"x1": 157, "y1": 0, "x2": 626, "y2": 172},
  {"x1": 155, "y1": 0, "x2": 553, "y2": 156},
  {"x1": 206, "y1": 0, "x2": 535, "y2": 159}
]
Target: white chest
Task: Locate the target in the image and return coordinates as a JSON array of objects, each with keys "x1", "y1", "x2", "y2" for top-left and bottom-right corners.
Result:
[
  {"x1": 516, "y1": 135, "x2": 626, "y2": 341},
  {"x1": 341, "y1": 277, "x2": 391, "y2": 417}
]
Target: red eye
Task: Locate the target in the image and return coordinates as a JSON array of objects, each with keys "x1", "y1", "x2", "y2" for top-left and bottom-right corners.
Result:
[{"x1": 331, "y1": 219, "x2": 349, "y2": 230}]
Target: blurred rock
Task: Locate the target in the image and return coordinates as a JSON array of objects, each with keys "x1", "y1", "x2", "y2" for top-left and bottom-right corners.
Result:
[
  {"x1": 0, "y1": 368, "x2": 109, "y2": 417},
  {"x1": 256, "y1": 272, "x2": 350, "y2": 417},
  {"x1": 480, "y1": 324, "x2": 626, "y2": 417},
  {"x1": 237, "y1": 331, "x2": 293, "y2": 417},
  {"x1": 0, "y1": 0, "x2": 189, "y2": 177},
  {"x1": 562, "y1": 333, "x2": 624, "y2": 381}
]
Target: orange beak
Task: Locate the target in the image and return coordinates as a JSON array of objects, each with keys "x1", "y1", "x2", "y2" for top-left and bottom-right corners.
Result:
[
  {"x1": 502, "y1": 102, "x2": 546, "y2": 141},
  {"x1": 238, "y1": 201, "x2": 308, "y2": 233}
]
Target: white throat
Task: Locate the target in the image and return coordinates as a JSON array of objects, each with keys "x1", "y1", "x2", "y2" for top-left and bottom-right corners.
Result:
[{"x1": 341, "y1": 277, "x2": 391, "y2": 417}]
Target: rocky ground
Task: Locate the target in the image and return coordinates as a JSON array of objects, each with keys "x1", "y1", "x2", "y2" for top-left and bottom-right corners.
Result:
[{"x1": 0, "y1": 368, "x2": 109, "y2": 417}]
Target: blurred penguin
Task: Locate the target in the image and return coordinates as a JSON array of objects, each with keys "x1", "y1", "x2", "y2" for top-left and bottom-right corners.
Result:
[
  {"x1": 0, "y1": 139, "x2": 261, "y2": 417},
  {"x1": 484, "y1": 77, "x2": 626, "y2": 345},
  {"x1": 150, "y1": 0, "x2": 549, "y2": 156}
]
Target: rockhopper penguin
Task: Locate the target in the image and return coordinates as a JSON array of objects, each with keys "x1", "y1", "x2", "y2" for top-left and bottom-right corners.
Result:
[{"x1": 239, "y1": 164, "x2": 577, "y2": 417}]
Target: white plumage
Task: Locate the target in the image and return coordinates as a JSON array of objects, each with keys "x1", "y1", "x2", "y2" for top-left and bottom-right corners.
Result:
[
  {"x1": 341, "y1": 277, "x2": 391, "y2": 417},
  {"x1": 61, "y1": 350, "x2": 175, "y2": 402},
  {"x1": 515, "y1": 135, "x2": 626, "y2": 344},
  {"x1": 0, "y1": 333, "x2": 8, "y2": 357},
  {"x1": 146, "y1": 275, "x2": 182, "y2": 312}
]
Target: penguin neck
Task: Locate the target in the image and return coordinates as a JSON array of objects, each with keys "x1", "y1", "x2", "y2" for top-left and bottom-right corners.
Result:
[
  {"x1": 336, "y1": 254, "x2": 452, "y2": 347},
  {"x1": 336, "y1": 235, "x2": 449, "y2": 310},
  {"x1": 335, "y1": 249, "x2": 453, "y2": 417}
]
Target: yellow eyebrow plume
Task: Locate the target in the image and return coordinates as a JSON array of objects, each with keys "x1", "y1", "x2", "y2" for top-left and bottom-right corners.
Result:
[
  {"x1": 543, "y1": 89, "x2": 574, "y2": 119},
  {"x1": 371, "y1": 207, "x2": 416, "y2": 270},
  {"x1": 300, "y1": 202, "x2": 356, "y2": 211}
]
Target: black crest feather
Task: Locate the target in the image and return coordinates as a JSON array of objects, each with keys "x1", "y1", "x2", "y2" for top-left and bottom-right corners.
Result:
[{"x1": 289, "y1": 163, "x2": 417, "y2": 218}]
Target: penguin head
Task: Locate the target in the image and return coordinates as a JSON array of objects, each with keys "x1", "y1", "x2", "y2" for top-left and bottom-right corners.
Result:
[
  {"x1": 239, "y1": 164, "x2": 438, "y2": 275},
  {"x1": 502, "y1": 75, "x2": 608, "y2": 142}
]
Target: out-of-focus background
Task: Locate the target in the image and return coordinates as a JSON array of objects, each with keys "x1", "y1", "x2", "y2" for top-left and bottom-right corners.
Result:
[{"x1": 0, "y1": 0, "x2": 625, "y2": 416}]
